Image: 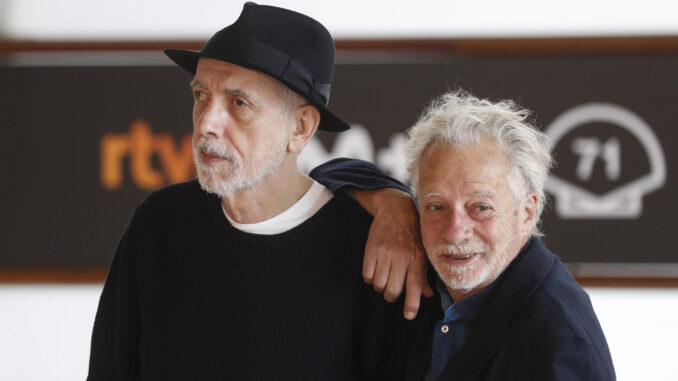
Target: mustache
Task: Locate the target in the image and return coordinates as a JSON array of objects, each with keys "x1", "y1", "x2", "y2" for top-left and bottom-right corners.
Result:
[
  {"x1": 195, "y1": 137, "x2": 236, "y2": 162},
  {"x1": 433, "y1": 241, "x2": 490, "y2": 257}
]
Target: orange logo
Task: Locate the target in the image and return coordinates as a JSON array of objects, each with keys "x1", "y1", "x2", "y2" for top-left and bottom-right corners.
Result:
[{"x1": 100, "y1": 120, "x2": 195, "y2": 190}]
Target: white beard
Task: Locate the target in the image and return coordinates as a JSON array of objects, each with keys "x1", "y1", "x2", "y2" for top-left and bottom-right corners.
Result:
[
  {"x1": 430, "y1": 229, "x2": 519, "y2": 296},
  {"x1": 193, "y1": 133, "x2": 287, "y2": 197}
]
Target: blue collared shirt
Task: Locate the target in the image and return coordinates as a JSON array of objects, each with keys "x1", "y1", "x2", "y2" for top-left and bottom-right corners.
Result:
[{"x1": 426, "y1": 278, "x2": 497, "y2": 381}]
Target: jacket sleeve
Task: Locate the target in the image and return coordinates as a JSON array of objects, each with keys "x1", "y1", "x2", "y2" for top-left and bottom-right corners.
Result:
[
  {"x1": 309, "y1": 158, "x2": 411, "y2": 195},
  {"x1": 87, "y1": 212, "x2": 143, "y2": 381},
  {"x1": 537, "y1": 335, "x2": 616, "y2": 381}
]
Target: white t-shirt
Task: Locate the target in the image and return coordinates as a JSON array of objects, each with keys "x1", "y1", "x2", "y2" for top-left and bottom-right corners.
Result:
[{"x1": 223, "y1": 181, "x2": 333, "y2": 235}]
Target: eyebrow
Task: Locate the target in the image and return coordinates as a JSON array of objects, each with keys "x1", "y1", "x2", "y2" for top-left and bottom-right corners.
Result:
[
  {"x1": 188, "y1": 80, "x2": 261, "y2": 108},
  {"x1": 468, "y1": 191, "x2": 495, "y2": 199},
  {"x1": 420, "y1": 191, "x2": 495, "y2": 200},
  {"x1": 421, "y1": 192, "x2": 442, "y2": 200},
  {"x1": 189, "y1": 79, "x2": 204, "y2": 88}
]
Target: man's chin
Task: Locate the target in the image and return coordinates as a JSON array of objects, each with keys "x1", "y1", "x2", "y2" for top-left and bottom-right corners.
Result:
[
  {"x1": 197, "y1": 171, "x2": 269, "y2": 197},
  {"x1": 436, "y1": 264, "x2": 487, "y2": 294},
  {"x1": 197, "y1": 174, "x2": 237, "y2": 197},
  {"x1": 444, "y1": 278, "x2": 483, "y2": 294}
]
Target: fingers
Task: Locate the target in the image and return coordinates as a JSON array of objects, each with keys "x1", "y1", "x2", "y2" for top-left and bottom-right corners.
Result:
[
  {"x1": 402, "y1": 253, "x2": 432, "y2": 319},
  {"x1": 403, "y1": 283, "x2": 422, "y2": 320},
  {"x1": 414, "y1": 248, "x2": 434, "y2": 298},
  {"x1": 383, "y1": 258, "x2": 407, "y2": 303},
  {"x1": 356, "y1": 187, "x2": 429, "y2": 311},
  {"x1": 363, "y1": 239, "x2": 433, "y2": 317},
  {"x1": 362, "y1": 243, "x2": 377, "y2": 285},
  {"x1": 362, "y1": 239, "x2": 407, "y2": 302},
  {"x1": 371, "y1": 252, "x2": 391, "y2": 294},
  {"x1": 363, "y1": 239, "x2": 391, "y2": 295},
  {"x1": 403, "y1": 264, "x2": 424, "y2": 319}
]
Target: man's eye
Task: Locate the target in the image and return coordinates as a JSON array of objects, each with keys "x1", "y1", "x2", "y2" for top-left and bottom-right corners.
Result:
[
  {"x1": 471, "y1": 204, "x2": 494, "y2": 219},
  {"x1": 234, "y1": 97, "x2": 248, "y2": 107},
  {"x1": 426, "y1": 204, "x2": 443, "y2": 211},
  {"x1": 193, "y1": 89, "x2": 205, "y2": 100}
]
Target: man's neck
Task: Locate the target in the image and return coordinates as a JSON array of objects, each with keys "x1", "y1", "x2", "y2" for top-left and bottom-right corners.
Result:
[{"x1": 221, "y1": 160, "x2": 313, "y2": 224}]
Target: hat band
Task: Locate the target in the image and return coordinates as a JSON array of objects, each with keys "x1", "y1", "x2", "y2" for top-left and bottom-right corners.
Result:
[{"x1": 202, "y1": 30, "x2": 331, "y2": 106}]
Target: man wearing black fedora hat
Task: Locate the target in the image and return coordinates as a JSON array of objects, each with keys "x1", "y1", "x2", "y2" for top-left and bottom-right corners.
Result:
[{"x1": 87, "y1": 3, "x2": 430, "y2": 380}]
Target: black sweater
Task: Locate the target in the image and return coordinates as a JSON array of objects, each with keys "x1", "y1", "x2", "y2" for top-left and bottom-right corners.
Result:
[{"x1": 88, "y1": 180, "x2": 415, "y2": 380}]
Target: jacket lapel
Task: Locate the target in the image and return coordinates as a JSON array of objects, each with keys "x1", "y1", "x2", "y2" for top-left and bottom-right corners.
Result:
[{"x1": 436, "y1": 239, "x2": 555, "y2": 381}]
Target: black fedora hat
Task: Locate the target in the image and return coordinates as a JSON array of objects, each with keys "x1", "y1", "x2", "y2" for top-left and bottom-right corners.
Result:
[{"x1": 164, "y1": 2, "x2": 349, "y2": 132}]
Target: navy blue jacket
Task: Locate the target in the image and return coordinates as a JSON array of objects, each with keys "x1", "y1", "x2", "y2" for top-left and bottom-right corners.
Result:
[{"x1": 406, "y1": 238, "x2": 616, "y2": 381}]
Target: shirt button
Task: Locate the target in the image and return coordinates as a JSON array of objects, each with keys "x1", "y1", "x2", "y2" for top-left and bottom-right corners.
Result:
[{"x1": 441, "y1": 325, "x2": 449, "y2": 333}]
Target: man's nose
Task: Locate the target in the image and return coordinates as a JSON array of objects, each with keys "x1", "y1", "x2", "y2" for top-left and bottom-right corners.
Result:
[
  {"x1": 194, "y1": 101, "x2": 229, "y2": 138},
  {"x1": 442, "y1": 208, "x2": 473, "y2": 245}
]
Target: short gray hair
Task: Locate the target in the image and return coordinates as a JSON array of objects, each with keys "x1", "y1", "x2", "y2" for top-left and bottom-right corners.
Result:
[
  {"x1": 406, "y1": 90, "x2": 553, "y2": 236},
  {"x1": 276, "y1": 82, "x2": 309, "y2": 118}
]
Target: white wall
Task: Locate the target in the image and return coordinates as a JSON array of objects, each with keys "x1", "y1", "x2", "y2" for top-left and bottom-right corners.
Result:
[
  {"x1": 1, "y1": 285, "x2": 677, "y2": 380},
  {"x1": 0, "y1": 285, "x2": 100, "y2": 381},
  {"x1": 2, "y1": 0, "x2": 678, "y2": 40}
]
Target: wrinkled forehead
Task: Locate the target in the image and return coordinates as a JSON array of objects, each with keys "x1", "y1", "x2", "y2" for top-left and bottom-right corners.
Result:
[
  {"x1": 194, "y1": 57, "x2": 291, "y2": 99},
  {"x1": 418, "y1": 140, "x2": 512, "y2": 189}
]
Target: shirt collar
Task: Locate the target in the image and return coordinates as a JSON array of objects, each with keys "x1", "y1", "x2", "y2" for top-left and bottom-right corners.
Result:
[{"x1": 437, "y1": 278, "x2": 497, "y2": 324}]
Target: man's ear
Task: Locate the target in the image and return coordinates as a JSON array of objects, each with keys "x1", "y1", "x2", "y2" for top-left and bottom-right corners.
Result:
[
  {"x1": 520, "y1": 192, "x2": 538, "y2": 236},
  {"x1": 288, "y1": 105, "x2": 320, "y2": 153}
]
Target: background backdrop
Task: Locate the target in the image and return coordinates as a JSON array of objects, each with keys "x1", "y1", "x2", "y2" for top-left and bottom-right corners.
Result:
[
  {"x1": 2, "y1": 53, "x2": 677, "y2": 271},
  {"x1": 1, "y1": 0, "x2": 678, "y2": 379}
]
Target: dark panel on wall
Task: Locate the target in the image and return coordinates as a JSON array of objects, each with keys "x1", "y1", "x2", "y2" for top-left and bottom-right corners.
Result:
[{"x1": 1, "y1": 51, "x2": 676, "y2": 272}]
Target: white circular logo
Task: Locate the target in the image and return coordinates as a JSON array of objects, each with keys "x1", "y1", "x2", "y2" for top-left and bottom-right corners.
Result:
[{"x1": 544, "y1": 103, "x2": 666, "y2": 219}]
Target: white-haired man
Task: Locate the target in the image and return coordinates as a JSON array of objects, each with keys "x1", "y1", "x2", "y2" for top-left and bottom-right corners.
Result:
[
  {"x1": 316, "y1": 90, "x2": 616, "y2": 380},
  {"x1": 405, "y1": 90, "x2": 615, "y2": 380}
]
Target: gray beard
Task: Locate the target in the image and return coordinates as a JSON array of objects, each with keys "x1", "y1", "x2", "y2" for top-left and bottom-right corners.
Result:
[
  {"x1": 431, "y1": 230, "x2": 519, "y2": 295},
  {"x1": 193, "y1": 135, "x2": 287, "y2": 197}
]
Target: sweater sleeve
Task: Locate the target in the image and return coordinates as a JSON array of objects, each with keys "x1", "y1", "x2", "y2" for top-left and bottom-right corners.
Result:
[
  {"x1": 309, "y1": 158, "x2": 411, "y2": 195},
  {"x1": 87, "y1": 212, "x2": 143, "y2": 381}
]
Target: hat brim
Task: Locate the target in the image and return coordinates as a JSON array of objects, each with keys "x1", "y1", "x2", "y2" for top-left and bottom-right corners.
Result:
[{"x1": 164, "y1": 48, "x2": 350, "y2": 132}]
